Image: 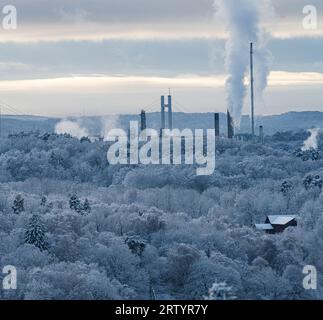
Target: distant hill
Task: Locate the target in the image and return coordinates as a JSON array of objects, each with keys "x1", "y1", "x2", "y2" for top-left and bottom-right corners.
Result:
[
  {"x1": 0, "y1": 115, "x2": 57, "y2": 137},
  {"x1": 1, "y1": 111, "x2": 323, "y2": 137},
  {"x1": 250, "y1": 112, "x2": 323, "y2": 134}
]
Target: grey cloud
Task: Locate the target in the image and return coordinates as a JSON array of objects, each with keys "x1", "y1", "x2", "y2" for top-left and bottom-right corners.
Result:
[
  {"x1": 271, "y1": 0, "x2": 323, "y2": 17},
  {"x1": 0, "y1": 0, "x2": 321, "y2": 43},
  {"x1": 3, "y1": 0, "x2": 322, "y2": 24},
  {"x1": 0, "y1": 39, "x2": 221, "y2": 80},
  {"x1": 3, "y1": 0, "x2": 213, "y2": 24},
  {"x1": 0, "y1": 37, "x2": 322, "y2": 82}
]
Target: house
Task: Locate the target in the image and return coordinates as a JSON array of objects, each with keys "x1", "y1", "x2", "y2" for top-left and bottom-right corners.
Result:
[
  {"x1": 254, "y1": 223, "x2": 274, "y2": 233},
  {"x1": 255, "y1": 215, "x2": 298, "y2": 234}
]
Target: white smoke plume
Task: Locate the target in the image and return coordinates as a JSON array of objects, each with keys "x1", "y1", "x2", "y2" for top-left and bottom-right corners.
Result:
[
  {"x1": 302, "y1": 128, "x2": 320, "y2": 151},
  {"x1": 55, "y1": 120, "x2": 89, "y2": 139},
  {"x1": 101, "y1": 115, "x2": 120, "y2": 141},
  {"x1": 55, "y1": 116, "x2": 121, "y2": 141},
  {"x1": 214, "y1": 0, "x2": 272, "y2": 126}
]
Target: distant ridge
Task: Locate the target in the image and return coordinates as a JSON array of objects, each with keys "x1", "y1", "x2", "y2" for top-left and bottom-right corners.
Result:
[{"x1": 1, "y1": 111, "x2": 323, "y2": 137}]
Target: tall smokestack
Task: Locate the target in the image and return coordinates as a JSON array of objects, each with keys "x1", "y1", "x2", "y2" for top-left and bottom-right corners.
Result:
[
  {"x1": 168, "y1": 94, "x2": 173, "y2": 130},
  {"x1": 140, "y1": 110, "x2": 146, "y2": 131},
  {"x1": 214, "y1": 113, "x2": 220, "y2": 137},
  {"x1": 250, "y1": 42, "x2": 255, "y2": 136},
  {"x1": 227, "y1": 110, "x2": 234, "y2": 139},
  {"x1": 161, "y1": 96, "x2": 165, "y2": 130},
  {"x1": 259, "y1": 125, "x2": 264, "y2": 144},
  {"x1": 214, "y1": 1, "x2": 270, "y2": 126}
]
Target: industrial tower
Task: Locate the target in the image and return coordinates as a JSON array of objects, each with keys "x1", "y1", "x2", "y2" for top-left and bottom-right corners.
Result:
[{"x1": 161, "y1": 92, "x2": 173, "y2": 130}]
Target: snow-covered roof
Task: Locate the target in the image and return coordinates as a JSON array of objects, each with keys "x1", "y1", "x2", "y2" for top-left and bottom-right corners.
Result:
[
  {"x1": 267, "y1": 215, "x2": 297, "y2": 225},
  {"x1": 255, "y1": 224, "x2": 274, "y2": 231}
]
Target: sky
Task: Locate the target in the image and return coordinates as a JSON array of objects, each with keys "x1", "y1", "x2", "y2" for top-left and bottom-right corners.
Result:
[{"x1": 0, "y1": 0, "x2": 322, "y2": 117}]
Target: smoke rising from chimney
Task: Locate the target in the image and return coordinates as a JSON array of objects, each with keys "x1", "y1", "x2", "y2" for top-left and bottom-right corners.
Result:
[{"x1": 214, "y1": 0, "x2": 272, "y2": 127}]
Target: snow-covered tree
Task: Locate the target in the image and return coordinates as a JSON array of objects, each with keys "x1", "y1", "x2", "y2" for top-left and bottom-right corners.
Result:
[
  {"x1": 304, "y1": 175, "x2": 323, "y2": 191},
  {"x1": 12, "y1": 194, "x2": 25, "y2": 214},
  {"x1": 69, "y1": 194, "x2": 81, "y2": 213},
  {"x1": 281, "y1": 181, "x2": 293, "y2": 196},
  {"x1": 40, "y1": 196, "x2": 47, "y2": 207},
  {"x1": 82, "y1": 199, "x2": 91, "y2": 215},
  {"x1": 25, "y1": 214, "x2": 48, "y2": 251},
  {"x1": 205, "y1": 281, "x2": 236, "y2": 300},
  {"x1": 126, "y1": 237, "x2": 146, "y2": 257}
]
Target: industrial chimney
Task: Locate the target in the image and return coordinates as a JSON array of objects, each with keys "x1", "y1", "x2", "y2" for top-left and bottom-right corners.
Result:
[
  {"x1": 250, "y1": 42, "x2": 255, "y2": 136},
  {"x1": 168, "y1": 94, "x2": 173, "y2": 130},
  {"x1": 259, "y1": 125, "x2": 264, "y2": 144},
  {"x1": 140, "y1": 110, "x2": 146, "y2": 131},
  {"x1": 227, "y1": 110, "x2": 234, "y2": 139},
  {"x1": 214, "y1": 113, "x2": 220, "y2": 137},
  {"x1": 161, "y1": 96, "x2": 166, "y2": 130}
]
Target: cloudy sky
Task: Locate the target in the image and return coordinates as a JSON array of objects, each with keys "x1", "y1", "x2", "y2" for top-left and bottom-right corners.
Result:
[{"x1": 0, "y1": 0, "x2": 322, "y2": 116}]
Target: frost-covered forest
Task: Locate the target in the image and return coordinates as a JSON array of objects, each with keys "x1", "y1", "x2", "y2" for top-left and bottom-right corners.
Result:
[{"x1": 0, "y1": 129, "x2": 323, "y2": 300}]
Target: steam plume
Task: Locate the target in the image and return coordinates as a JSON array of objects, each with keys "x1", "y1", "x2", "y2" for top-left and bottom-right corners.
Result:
[
  {"x1": 55, "y1": 120, "x2": 89, "y2": 139},
  {"x1": 302, "y1": 128, "x2": 320, "y2": 151},
  {"x1": 101, "y1": 115, "x2": 120, "y2": 141},
  {"x1": 214, "y1": 0, "x2": 272, "y2": 126}
]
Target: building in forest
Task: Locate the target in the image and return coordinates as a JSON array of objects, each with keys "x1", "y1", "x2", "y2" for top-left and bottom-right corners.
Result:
[{"x1": 255, "y1": 215, "x2": 298, "y2": 234}]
